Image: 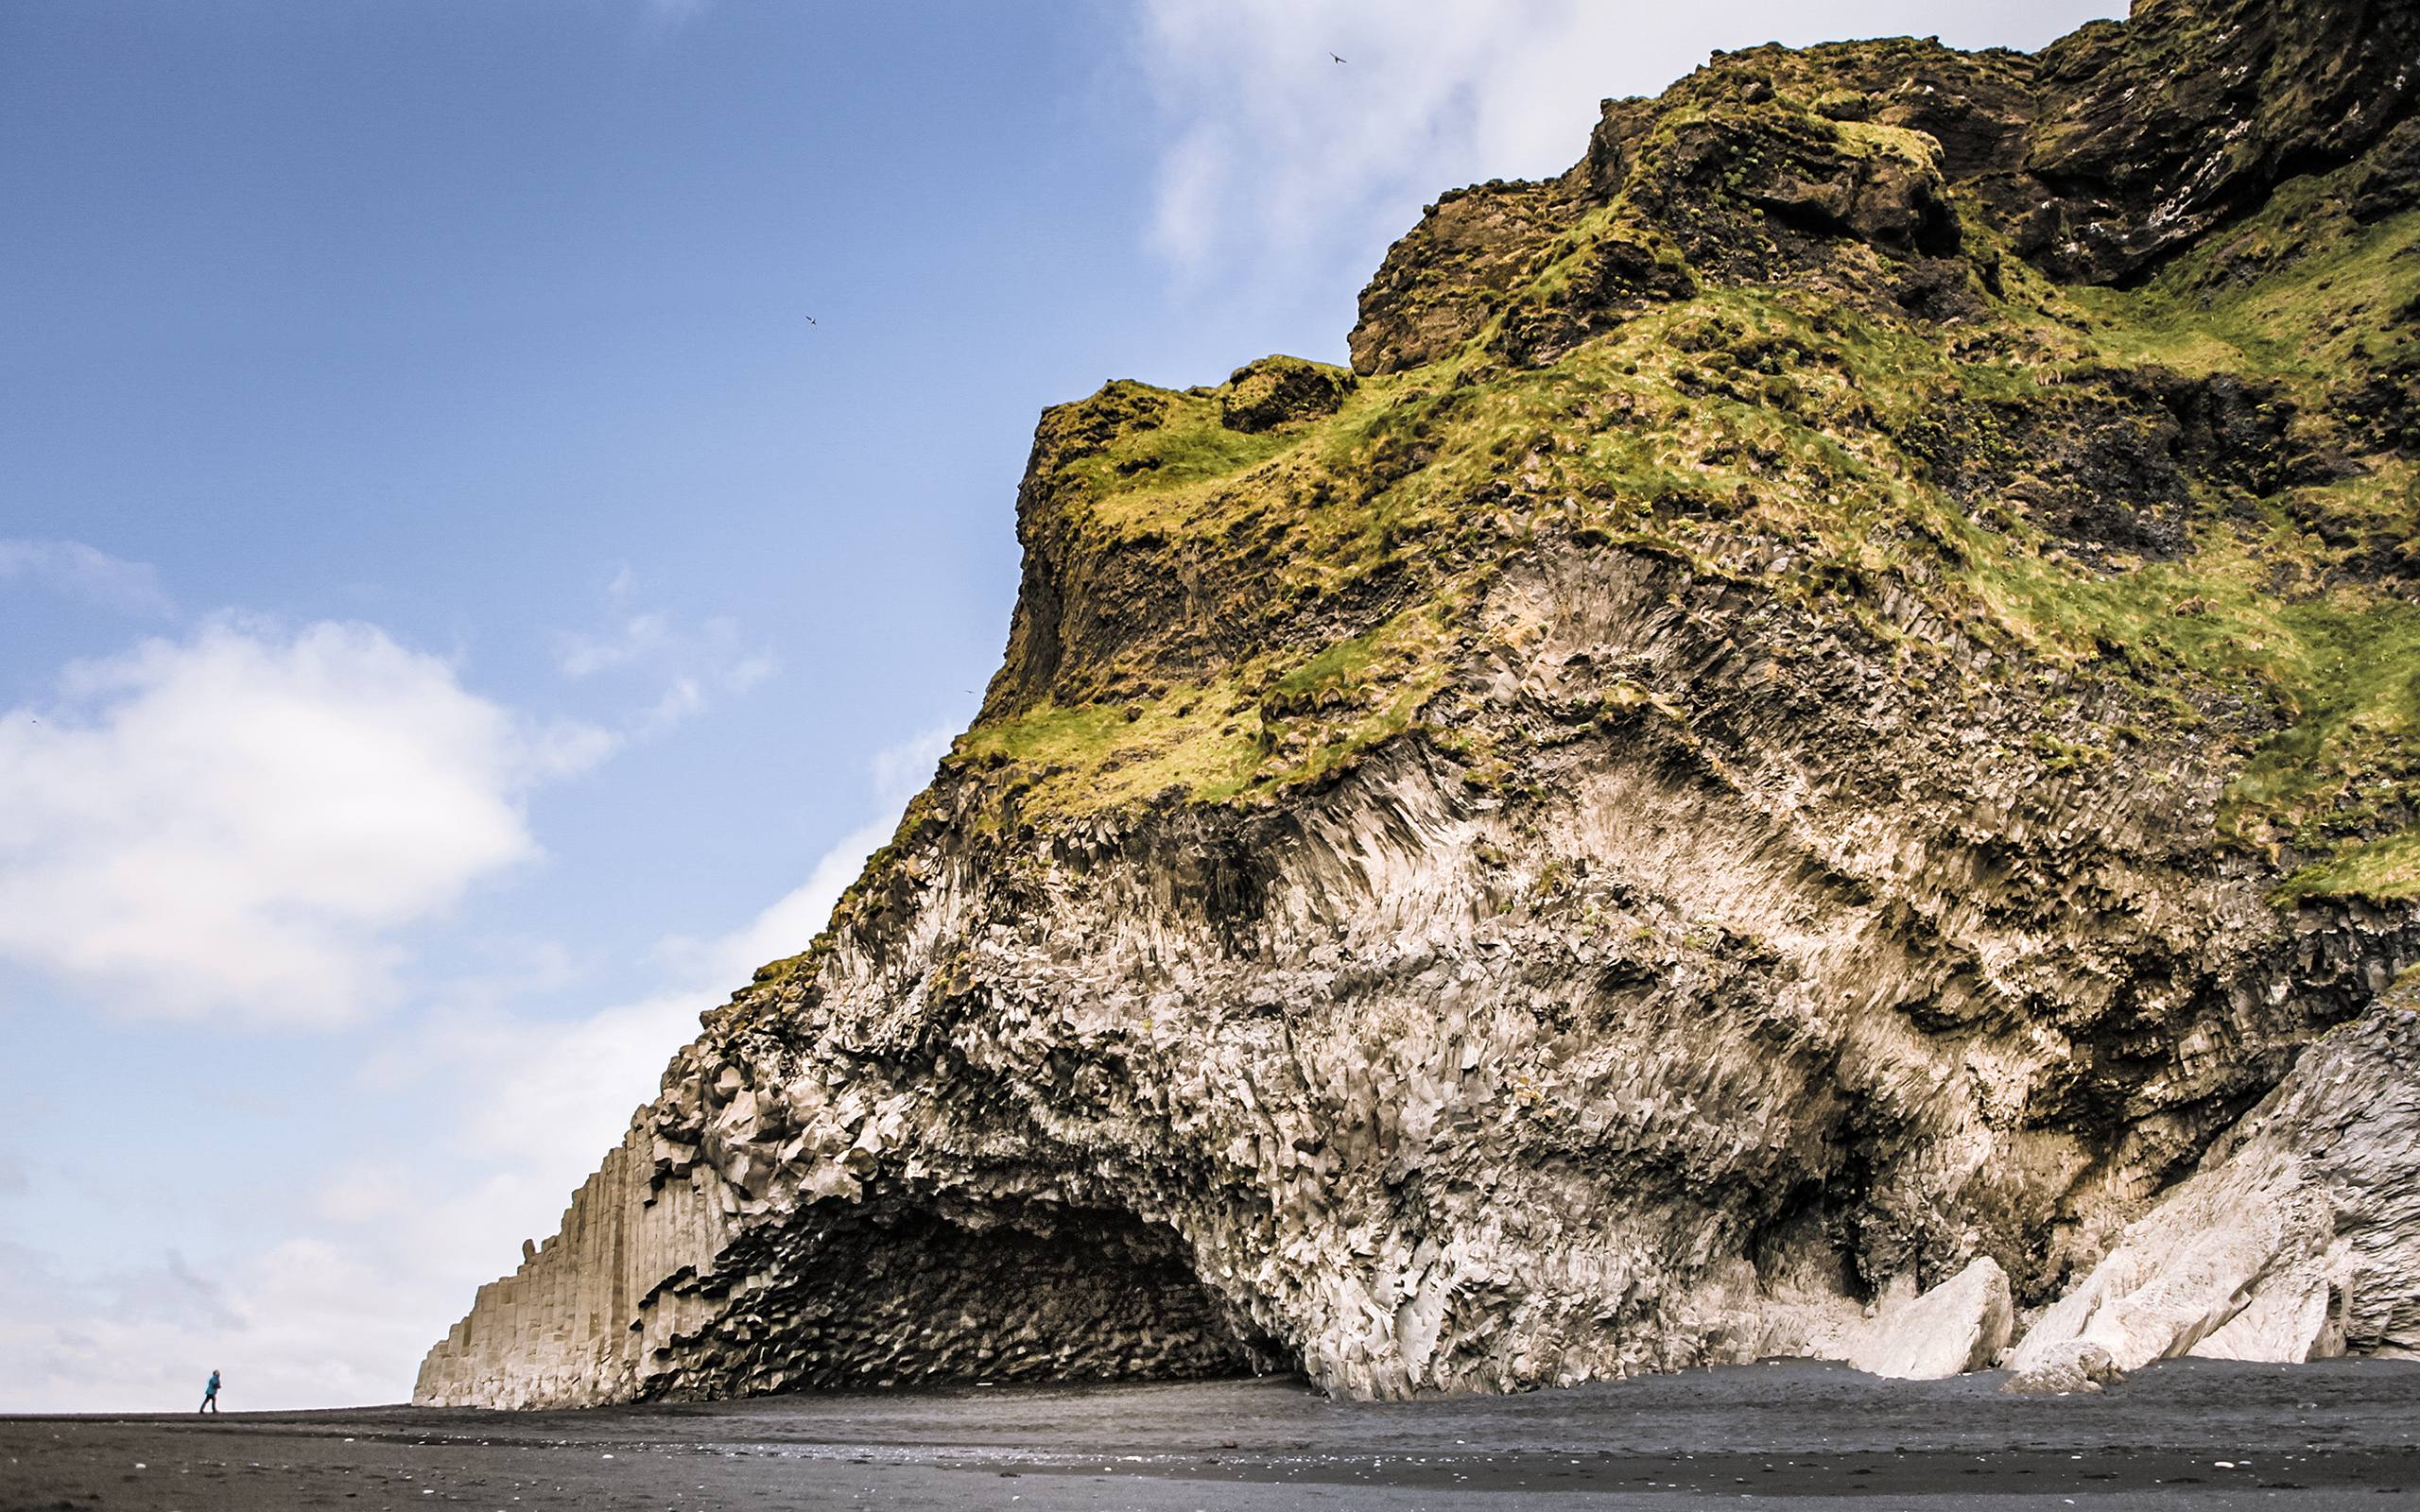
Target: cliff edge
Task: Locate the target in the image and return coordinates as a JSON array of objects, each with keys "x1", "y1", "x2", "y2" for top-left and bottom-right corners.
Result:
[{"x1": 419, "y1": 0, "x2": 2420, "y2": 1407}]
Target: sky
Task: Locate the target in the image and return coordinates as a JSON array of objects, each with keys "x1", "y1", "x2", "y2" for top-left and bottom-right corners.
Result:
[{"x1": 0, "y1": 0, "x2": 2124, "y2": 1412}]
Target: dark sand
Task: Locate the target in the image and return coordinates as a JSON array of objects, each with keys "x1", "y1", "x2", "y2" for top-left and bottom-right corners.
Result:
[{"x1": 6, "y1": 1358, "x2": 2416, "y2": 1510}]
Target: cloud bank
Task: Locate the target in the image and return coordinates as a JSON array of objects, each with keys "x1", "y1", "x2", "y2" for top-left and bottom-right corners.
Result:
[{"x1": 0, "y1": 618, "x2": 614, "y2": 1024}]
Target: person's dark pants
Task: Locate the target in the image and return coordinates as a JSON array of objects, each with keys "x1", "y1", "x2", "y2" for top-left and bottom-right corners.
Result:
[{"x1": 199, "y1": 1394, "x2": 217, "y2": 1413}]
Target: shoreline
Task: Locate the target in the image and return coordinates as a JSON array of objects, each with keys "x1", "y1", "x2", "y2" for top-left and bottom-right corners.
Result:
[{"x1": 7, "y1": 1357, "x2": 2416, "y2": 1508}]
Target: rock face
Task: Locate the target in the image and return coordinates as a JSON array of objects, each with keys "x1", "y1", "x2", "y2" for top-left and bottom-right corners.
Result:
[
  {"x1": 2006, "y1": 993, "x2": 2420, "y2": 1383},
  {"x1": 419, "y1": 0, "x2": 2420, "y2": 1409},
  {"x1": 2013, "y1": 0, "x2": 2420, "y2": 283},
  {"x1": 414, "y1": 1125, "x2": 1264, "y2": 1409}
]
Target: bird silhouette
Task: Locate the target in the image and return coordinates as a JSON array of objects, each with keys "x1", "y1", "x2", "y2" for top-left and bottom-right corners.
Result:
[
  {"x1": 1329, "y1": 52, "x2": 1347, "y2": 63},
  {"x1": 805, "y1": 315, "x2": 818, "y2": 325}
]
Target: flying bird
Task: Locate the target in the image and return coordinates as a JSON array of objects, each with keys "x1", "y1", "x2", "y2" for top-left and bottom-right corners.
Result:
[
  {"x1": 1329, "y1": 51, "x2": 1347, "y2": 63},
  {"x1": 805, "y1": 315, "x2": 818, "y2": 325}
]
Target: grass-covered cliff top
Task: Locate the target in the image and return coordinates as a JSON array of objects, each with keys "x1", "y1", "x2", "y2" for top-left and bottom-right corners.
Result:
[{"x1": 918, "y1": 9, "x2": 2420, "y2": 908}]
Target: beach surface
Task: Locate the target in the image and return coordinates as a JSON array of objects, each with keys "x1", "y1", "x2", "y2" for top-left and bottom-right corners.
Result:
[{"x1": 5, "y1": 1357, "x2": 2416, "y2": 1510}]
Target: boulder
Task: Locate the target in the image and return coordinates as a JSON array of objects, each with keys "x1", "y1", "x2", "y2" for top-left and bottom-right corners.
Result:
[
  {"x1": 2002, "y1": 1341, "x2": 2123, "y2": 1396},
  {"x1": 1219, "y1": 356, "x2": 1356, "y2": 434},
  {"x1": 1845, "y1": 1257, "x2": 2014, "y2": 1379}
]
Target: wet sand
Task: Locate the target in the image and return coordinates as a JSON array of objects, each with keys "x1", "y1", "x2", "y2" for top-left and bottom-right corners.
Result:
[{"x1": 5, "y1": 1357, "x2": 2415, "y2": 1510}]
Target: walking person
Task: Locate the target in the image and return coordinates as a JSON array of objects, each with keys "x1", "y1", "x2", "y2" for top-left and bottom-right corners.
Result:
[{"x1": 199, "y1": 1369, "x2": 220, "y2": 1413}]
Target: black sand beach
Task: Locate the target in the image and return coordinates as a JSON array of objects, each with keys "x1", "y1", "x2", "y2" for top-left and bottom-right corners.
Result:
[{"x1": 5, "y1": 1358, "x2": 2416, "y2": 1510}]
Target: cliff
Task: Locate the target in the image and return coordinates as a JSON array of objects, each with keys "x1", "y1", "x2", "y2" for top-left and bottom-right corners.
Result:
[{"x1": 418, "y1": 0, "x2": 2420, "y2": 1407}]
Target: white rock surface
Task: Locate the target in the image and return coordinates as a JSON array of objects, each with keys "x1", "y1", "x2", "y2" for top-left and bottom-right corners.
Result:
[
  {"x1": 1844, "y1": 1257, "x2": 2014, "y2": 1379},
  {"x1": 2002, "y1": 1340, "x2": 2122, "y2": 1396},
  {"x1": 2007, "y1": 1001, "x2": 2420, "y2": 1379}
]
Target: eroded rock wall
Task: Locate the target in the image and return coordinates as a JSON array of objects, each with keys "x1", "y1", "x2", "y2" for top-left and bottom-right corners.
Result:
[
  {"x1": 418, "y1": 549, "x2": 2416, "y2": 1404},
  {"x1": 421, "y1": 0, "x2": 2420, "y2": 1408},
  {"x1": 415, "y1": 1130, "x2": 726, "y2": 1409},
  {"x1": 414, "y1": 1116, "x2": 1265, "y2": 1407}
]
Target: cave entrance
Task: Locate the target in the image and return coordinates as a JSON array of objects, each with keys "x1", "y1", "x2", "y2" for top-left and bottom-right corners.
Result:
[{"x1": 747, "y1": 1199, "x2": 1273, "y2": 1391}]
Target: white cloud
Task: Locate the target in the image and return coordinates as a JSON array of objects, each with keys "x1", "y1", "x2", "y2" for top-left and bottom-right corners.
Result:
[
  {"x1": 643, "y1": 0, "x2": 712, "y2": 30},
  {"x1": 661, "y1": 724, "x2": 952, "y2": 987},
  {"x1": 870, "y1": 725, "x2": 955, "y2": 804},
  {"x1": 692, "y1": 828, "x2": 885, "y2": 975},
  {"x1": 1134, "y1": 0, "x2": 1653, "y2": 284},
  {"x1": 1131, "y1": 0, "x2": 2124, "y2": 292},
  {"x1": 0, "y1": 618, "x2": 614, "y2": 1025},
  {"x1": 558, "y1": 609, "x2": 673, "y2": 677},
  {"x1": 0, "y1": 538, "x2": 172, "y2": 616},
  {"x1": 0, "y1": 726, "x2": 958, "y2": 1412},
  {"x1": 0, "y1": 1235, "x2": 442, "y2": 1413},
  {"x1": 640, "y1": 672, "x2": 706, "y2": 730},
  {"x1": 472, "y1": 727, "x2": 955, "y2": 1167},
  {"x1": 555, "y1": 595, "x2": 779, "y2": 735},
  {"x1": 399, "y1": 989, "x2": 706, "y2": 1180}
]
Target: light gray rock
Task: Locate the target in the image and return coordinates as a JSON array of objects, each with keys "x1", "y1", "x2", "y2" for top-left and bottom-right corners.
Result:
[
  {"x1": 2007, "y1": 1001, "x2": 2420, "y2": 1379},
  {"x1": 410, "y1": 509, "x2": 2420, "y2": 1410},
  {"x1": 409, "y1": 655, "x2": 2417, "y2": 1410},
  {"x1": 2002, "y1": 1341, "x2": 2123, "y2": 1396},
  {"x1": 1844, "y1": 1257, "x2": 2014, "y2": 1379}
]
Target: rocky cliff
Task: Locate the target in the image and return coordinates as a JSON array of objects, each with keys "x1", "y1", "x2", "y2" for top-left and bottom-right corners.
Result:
[{"x1": 418, "y1": 0, "x2": 2420, "y2": 1408}]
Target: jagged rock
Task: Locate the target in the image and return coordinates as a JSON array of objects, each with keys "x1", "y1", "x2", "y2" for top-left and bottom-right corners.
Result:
[
  {"x1": 1844, "y1": 1258, "x2": 2015, "y2": 1380},
  {"x1": 420, "y1": 0, "x2": 2420, "y2": 1410},
  {"x1": 2351, "y1": 117, "x2": 2420, "y2": 224},
  {"x1": 1219, "y1": 356, "x2": 1356, "y2": 434},
  {"x1": 2002, "y1": 1341, "x2": 2124, "y2": 1396},
  {"x1": 1349, "y1": 178, "x2": 1577, "y2": 375},
  {"x1": 2006, "y1": 997, "x2": 2420, "y2": 1378},
  {"x1": 2014, "y1": 0, "x2": 2420, "y2": 284}
]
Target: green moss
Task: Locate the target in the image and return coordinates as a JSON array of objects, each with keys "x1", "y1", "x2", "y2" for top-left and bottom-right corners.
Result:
[
  {"x1": 2275, "y1": 829, "x2": 2420, "y2": 903},
  {"x1": 1057, "y1": 387, "x2": 1310, "y2": 535},
  {"x1": 2066, "y1": 197, "x2": 2420, "y2": 387},
  {"x1": 2224, "y1": 593, "x2": 2420, "y2": 852},
  {"x1": 1831, "y1": 118, "x2": 1939, "y2": 166},
  {"x1": 1260, "y1": 601, "x2": 1459, "y2": 784},
  {"x1": 2031, "y1": 730, "x2": 2111, "y2": 774},
  {"x1": 954, "y1": 681, "x2": 1264, "y2": 819},
  {"x1": 947, "y1": 102, "x2": 2420, "y2": 915},
  {"x1": 953, "y1": 600, "x2": 1455, "y2": 822}
]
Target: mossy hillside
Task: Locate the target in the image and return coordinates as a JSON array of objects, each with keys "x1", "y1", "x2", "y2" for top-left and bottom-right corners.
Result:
[
  {"x1": 2282, "y1": 830, "x2": 2420, "y2": 907},
  {"x1": 1954, "y1": 193, "x2": 2420, "y2": 885},
  {"x1": 935, "y1": 67, "x2": 2419, "y2": 904},
  {"x1": 956, "y1": 599, "x2": 1456, "y2": 823}
]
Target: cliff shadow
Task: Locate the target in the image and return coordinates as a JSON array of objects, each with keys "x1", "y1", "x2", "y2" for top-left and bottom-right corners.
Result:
[{"x1": 654, "y1": 1196, "x2": 1278, "y2": 1397}]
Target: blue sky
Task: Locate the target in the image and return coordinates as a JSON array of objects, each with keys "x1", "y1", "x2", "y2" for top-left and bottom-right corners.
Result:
[{"x1": 0, "y1": 0, "x2": 2122, "y2": 1411}]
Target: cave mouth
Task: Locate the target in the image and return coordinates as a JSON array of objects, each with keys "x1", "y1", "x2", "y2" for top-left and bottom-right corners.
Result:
[{"x1": 738, "y1": 1199, "x2": 1274, "y2": 1393}]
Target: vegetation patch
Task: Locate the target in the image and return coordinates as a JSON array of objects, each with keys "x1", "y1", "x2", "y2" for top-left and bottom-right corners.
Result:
[{"x1": 953, "y1": 92, "x2": 2420, "y2": 910}]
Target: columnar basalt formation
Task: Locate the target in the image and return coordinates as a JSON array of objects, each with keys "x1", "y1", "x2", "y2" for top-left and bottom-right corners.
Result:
[
  {"x1": 2006, "y1": 988, "x2": 2420, "y2": 1387},
  {"x1": 420, "y1": 0, "x2": 2420, "y2": 1408}
]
